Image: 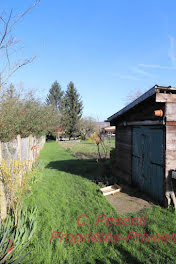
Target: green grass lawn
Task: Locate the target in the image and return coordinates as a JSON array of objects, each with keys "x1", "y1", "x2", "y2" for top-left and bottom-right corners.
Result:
[{"x1": 23, "y1": 141, "x2": 176, "y2": 264}]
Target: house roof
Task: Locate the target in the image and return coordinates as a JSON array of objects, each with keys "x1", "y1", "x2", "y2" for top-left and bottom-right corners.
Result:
[
  {"x1": 98, "y1": 122, "x2": 110, "y2": 128},
  {"x1": 107, "y1": 84, "x2": 176, "y2": 122},
  {"x1": 104, "y1": 126, "x2": 116, "y2": 132}
]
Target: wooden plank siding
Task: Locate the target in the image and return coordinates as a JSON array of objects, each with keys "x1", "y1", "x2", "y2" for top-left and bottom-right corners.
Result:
[
  {"x1": 113, "y1": 99, "x2": 165, "y2": 186},
  {"x1": 165, "y1": 103, "x2": 176, "y2": 176},
  {"x1": 165, "y1": 102, "x2": 176, "y2": 121},
  {"x1": 108, "y1": 86, "x2": 176, "y2": 205},
  {"x1": 164, "y1": 103, "x2": 176, "y2": 206},
  {"x1": 165, "y1": 125, "x2": 176, "y2": 206},
  {"x1": 111, "y1": 97, "x2": 165, "y2": 126},
  {"x1": 165, "y1": 125, "x2": 176, "y2": 174},
  {"x1": 156, "y1": 93, "x2": 176, "y2": 103},
  {"x1": 114, "y1": 126, "x2": 132, "y2": 183}
]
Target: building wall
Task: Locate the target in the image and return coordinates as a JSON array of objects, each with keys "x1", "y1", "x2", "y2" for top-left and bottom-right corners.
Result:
[
  {"x1": 112, "y1": 98, "x2": 163, "y2": 185},
  {"x1": 165, "y1": 125, "x2": 176, "y2": 177},
  {"x1": 114, "y1": 126, "x2": 132, "y2": 183},
  {"x1": 110, "y1": 97, "x2": 165, "y2": 126},
  {"x1": 110, "y1": 91, "x2": 176, "y2": 205},
  {"x1": 165, "y1": 103, "x2": 176, "y2": 206},
  {"x1": 111, "y1": 98, "x2": 166, "y2": 203}
]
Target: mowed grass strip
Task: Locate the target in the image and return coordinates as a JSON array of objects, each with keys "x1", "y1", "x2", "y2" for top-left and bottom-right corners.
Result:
[{"x1": 24, "y1": 141, "x2": 176, "y2": 264}]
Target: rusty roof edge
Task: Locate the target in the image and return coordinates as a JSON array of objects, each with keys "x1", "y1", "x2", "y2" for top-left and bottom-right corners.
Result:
[{"x1": 107, "y1": 85, "x2": 157, "y2": 122}]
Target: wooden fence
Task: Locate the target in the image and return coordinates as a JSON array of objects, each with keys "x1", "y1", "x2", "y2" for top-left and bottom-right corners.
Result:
[{"x1": 0, "y1": 135, "x2": 45, "y2": 220}]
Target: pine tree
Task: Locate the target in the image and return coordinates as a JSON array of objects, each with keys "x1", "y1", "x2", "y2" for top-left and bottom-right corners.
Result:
[
  {"x1": 46, "y1": 81, "x2": 63, "y2": 110},
  {"x1": 61, "y1": 81, "x2": 83, "y2": 139}
]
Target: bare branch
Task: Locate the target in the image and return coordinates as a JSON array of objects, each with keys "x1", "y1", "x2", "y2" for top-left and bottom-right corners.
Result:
[
  {"x1": 0, "y1": 9, "x2": 12, "y2": 47},
  {"x1": 125, "y1": 89, "x2": 143, "y2": 105},
  {"x1": 6, "y1": 1, "x2": 41, "y2": 35},
  {"x1": 0, "y1": 1, "x2": 41, "y2": 88},
  {"x1": 1, "y1": 56, "x2": 36, "y2": 86},
  {"x1": 0, "y1": 16, "x2": 6, "y2": 25},
  {"x1": 5, "y1": 45, "x2": 10, "y2": 71}
]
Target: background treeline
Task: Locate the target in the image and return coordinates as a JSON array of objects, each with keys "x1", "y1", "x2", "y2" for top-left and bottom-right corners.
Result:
[
  {"x1": 0, "y1": 85, "x2": 60, "y2": 142},
  {"x1": 0, "y1": 80, "x2": 98, "y2": 143},
  {"x1": 46, "y1": 80, "x2": 99, "y2": 139}
]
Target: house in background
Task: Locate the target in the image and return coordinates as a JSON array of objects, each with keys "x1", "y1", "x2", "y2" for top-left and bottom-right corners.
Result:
[
  {"x1": 107, "y1": 85, "x2": 176, "y2": 207},
  {"x1": 98, "y1": 122, "x2": 110, "y2": 130},
  {"x1": 56, "y1": 125, "x2": 64, "y2": 141},
  {"x1": 98, "y1": 122, "x2": 116, "y2": 135},
  {"x1": 102, "y1": 126, "x2": 116, "y2": 135}
]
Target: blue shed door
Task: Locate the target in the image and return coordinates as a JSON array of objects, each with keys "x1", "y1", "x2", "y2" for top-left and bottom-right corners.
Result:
[{"x1": 132, "y1": 126, "x2": 164, "y2": 202}]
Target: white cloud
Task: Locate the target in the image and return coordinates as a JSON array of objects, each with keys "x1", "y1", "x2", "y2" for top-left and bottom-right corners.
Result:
[
  {"x1": 168, "y1": 35, "x2": 176, "y2": 67},
  {"x1": 119, "y1": 75, "x2": 141, "y2": 81},
  {"x1": 116, "y1": 36, "x2": 176, "y2": 81},
  {"x1": 139, "y1": 63, "x2": 176, "y2": 70},
  {"x1": 131, "y1": 67, "x2": 156, "y2": 78},
  {"x1": 138, "y1": 36, "x2": 176, "y2": 70}
]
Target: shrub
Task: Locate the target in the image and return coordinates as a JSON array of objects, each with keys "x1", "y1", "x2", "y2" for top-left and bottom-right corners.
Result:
[
  {"x1": 0, "y1": 88, "x2": 60, "y2": 142},
  {"x1": 0, "y1": 158, "x2": 43, "y2": 226},
  {"x1": 0, "y1": 159, "x2": 31, "y2": 226},
  {"x1": 78, "y1": 117, "x2": 99, "y2": 140},
  {"x1": 0, "y1": 207, "x2": 37, "y2": 264}
]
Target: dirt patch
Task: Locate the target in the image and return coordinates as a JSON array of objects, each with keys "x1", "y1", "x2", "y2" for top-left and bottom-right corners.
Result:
[
  {"x1": 106, "y1": 184, "x2": 152, "y2": 214},
  {"x1": 74, "y1": 152, "x2": 98, "y2": 160}
]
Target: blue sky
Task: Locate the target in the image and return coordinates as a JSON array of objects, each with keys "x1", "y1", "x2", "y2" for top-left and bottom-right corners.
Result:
[{"x1": 1, "y1": 0, "x2": 176, "y2": 120}]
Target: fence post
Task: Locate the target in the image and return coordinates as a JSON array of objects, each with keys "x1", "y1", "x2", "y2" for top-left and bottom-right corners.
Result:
[
  {"x1": 29, "y1": 135, "x2": 33, "y2": 169},
  {"x1": 0, "y1": 140, "x2": 7, "y2": 220},
  {"x1": 34, "y1": 136, "x2": 38, "y2": 162},
  {"x1": 17, "y1": 135, "x2": 22, "y2": 185},
  {"x1": 17, "y1": 135, "x2": 22, "y2": 161}
]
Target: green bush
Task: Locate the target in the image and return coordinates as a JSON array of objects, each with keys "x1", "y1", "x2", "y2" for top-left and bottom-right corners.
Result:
[{"x1": 0, "y1": 88, "x2": 60, "y2": 142}]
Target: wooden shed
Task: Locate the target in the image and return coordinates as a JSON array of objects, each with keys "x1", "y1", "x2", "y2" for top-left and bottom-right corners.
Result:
[{"x1": 107, "y1": 85, "x2": 176, "y2": 206}]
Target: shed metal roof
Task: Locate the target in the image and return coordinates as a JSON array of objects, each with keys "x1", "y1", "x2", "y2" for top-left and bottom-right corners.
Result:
[{"x1": 107, "y1": 85, "x2": 176, "y2": 122}]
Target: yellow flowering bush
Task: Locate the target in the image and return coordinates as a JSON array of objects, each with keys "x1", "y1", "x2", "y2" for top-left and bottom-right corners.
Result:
[
  {"x1": 87, "y1": 132, "x2": 100, "y2": 145},
  {"x1": 88, "y1": 132, "x2": 109, "y2": 160},
  {"x1": 0, "y1": 159, "x2": 33, "y2": 225}
]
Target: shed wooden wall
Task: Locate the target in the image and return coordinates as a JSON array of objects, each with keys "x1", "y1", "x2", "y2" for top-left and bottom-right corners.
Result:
[
  {"x1": 165, "y1": 103, "x2": 176, "y2": 194},
  {"x1": 110, "y1": 97, "x2": 165, "y2": 126},
  {"x1": 112, "y1": 97, "x2": 165, "y2": 185},
  {"x1": 110, "y1": 92, "x2": 176, "y2": 205},
  {"x1": 165, "y1": 126, "x2": 176, "y2": 176},
  {"x1": 114, "y1": 126, "x2": 132, "y2": 183}
]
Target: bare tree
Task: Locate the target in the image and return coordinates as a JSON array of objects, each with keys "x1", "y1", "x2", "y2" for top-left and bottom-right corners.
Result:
[
  {"x1": 0, "y1": 1, "x2": 40, "y2": 221},
  {"x1": 78, "y1": 116, "x2": 99, "y2": 139},
  {"x1": 0, "y1": 1, "x2": 40, "y2": 88},
  {"x1": 125, "y1": 88, "x2": 144, "y2": 105}
]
